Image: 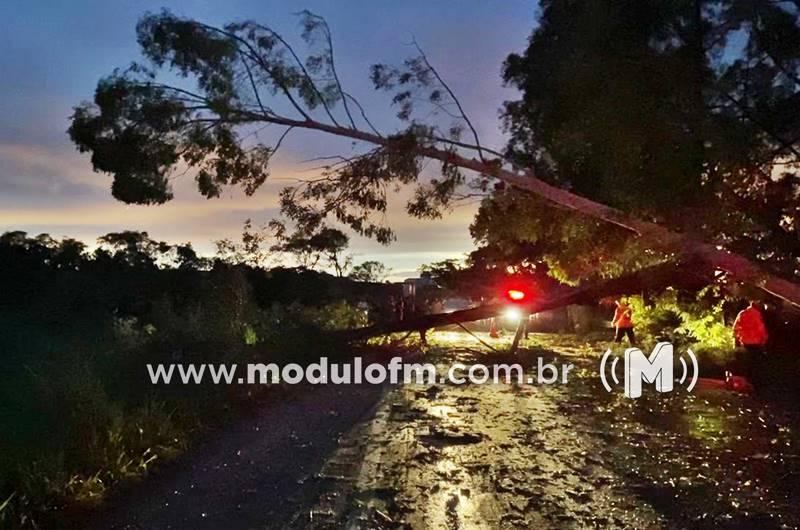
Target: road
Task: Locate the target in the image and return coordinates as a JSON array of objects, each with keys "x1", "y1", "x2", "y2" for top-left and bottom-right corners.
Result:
[{"x1": 91, "y1": 332, "x2": 800, "y2": 529}]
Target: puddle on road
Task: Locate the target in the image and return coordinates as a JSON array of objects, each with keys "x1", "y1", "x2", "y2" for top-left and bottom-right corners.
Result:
[
  {"x1": 287, "y1": 332, "x2": 800, "y2": 529},
  {"x1": 426, "y1": 404, "x2": 460, "y2": 421}
]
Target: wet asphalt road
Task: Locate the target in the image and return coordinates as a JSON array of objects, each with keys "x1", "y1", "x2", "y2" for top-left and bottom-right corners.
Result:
[
  {"x1": 91, "y1": 382, "x2": 389, "y2": 529},
  {"x1": 90, "y1": 332, "x2": 800, "y2": 529}
]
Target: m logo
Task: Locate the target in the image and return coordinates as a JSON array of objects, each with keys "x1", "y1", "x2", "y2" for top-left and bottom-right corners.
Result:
[{"x1": 600, "y1": 342, "x2": 698, "y2": 399}]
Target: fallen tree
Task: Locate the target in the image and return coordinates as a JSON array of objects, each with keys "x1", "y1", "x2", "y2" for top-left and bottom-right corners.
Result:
[
  {"x1": 68, "y1": 11, "x2": 800, "y2": 308},
  {"x1": 249, "y1": 115, "x2": 800, "y2": 308},
  {"x1": 342, "y1": 259, "x2": 714, "y2": 340}
]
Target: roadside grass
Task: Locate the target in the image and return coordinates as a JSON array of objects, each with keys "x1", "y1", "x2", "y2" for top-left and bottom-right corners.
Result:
[{"x1": 0, "y1": 300, "x2": 367, "y2": 529}]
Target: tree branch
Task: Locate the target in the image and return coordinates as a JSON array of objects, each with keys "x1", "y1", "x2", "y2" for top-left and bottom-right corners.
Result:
[
  {"x1": 343, "y1": 92, "x2": 383, "y2": 137},
  {"x1": 224, "y1": 108, "x2": 800, "y2": 308},
  {"x1": 239, "y1": 52, "x2": 271, "y2": 118},
  {"x1": 273, "y1": 126, "x2": 294, "y2": 153},
  {"x1": 194, "y1": 21, "x2": 312, "y2": 121},
  {"x1": 249, "y1": 21, "x2": 342, "y2": 127},
  {"x1": 719, "y1": 90, "x2": 800, "y2": 161},
  {"x1": 412, "y1": 39, "x2": 485, "y2": 161},
  {"x1": 340, "y1": 259, "x2": 712, "y2": 340},
  {"x1": 302, "y1": 12, "x2": 357, "y2": 129}
]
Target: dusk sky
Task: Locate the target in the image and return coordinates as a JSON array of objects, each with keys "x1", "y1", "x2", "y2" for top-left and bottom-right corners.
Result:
[{"x1": 0, "y1": 1, "x2": 537, "y2": 278}]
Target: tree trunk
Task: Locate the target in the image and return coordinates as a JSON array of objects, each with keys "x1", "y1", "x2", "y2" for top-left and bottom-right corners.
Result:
[
  {"x1": 509, "y1": 316, "x2": 527, "y2": 354},
  {"x1": 340, "y1": 259, "x2": 712, "y2": 341},
  {"x1": 256, "y1": 113, "x2": 800, "y2": 309}
]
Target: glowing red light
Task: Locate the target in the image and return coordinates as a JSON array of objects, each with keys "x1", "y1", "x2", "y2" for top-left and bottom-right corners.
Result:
[{"x1": 507, "y1": 289, "x2": 526, "y2": 301}]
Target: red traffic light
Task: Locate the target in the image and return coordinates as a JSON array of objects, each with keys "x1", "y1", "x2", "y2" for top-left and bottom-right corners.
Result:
[{"x1": 506, "y1": 289, "x2": 527, "y2": 302}]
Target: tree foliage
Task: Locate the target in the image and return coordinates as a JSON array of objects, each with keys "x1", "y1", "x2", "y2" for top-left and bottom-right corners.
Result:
[
  {"x1": 68, "y1": 10, "x2": 482, "y2": 245},
  {"x1": 501, "y1": 0, "x2": 800, "y2": 280},
  {"x1": 269, "y1": 223, "x2": 350, "y2": 275},
  {"x1": 348, "y1": 260, "x2": 389, "y2": 282},
  {"x1": 67, "y1": 5, "x2": 800, "y2": 304},
  {"x1": 470, "y1": 189, "x2": 661, "y2": 283}
]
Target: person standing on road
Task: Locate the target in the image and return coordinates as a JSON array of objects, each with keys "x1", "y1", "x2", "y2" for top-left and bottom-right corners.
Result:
[
  {"x1": 733, "y1": 300, "x2": 768, "y2": 350},
  {"x1": 612, "y1": 298, "x2": 636, "y2": 344},
  {"x1": 731, "y1": 300, "x2": 768, "y2": 383}
]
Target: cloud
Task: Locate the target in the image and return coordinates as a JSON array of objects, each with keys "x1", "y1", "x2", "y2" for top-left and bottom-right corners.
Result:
[
  {"x1": 0, "y1": 134, "x2": 483, "y2": 276},
  {"x1": 0, "y1": 143, "x2": 93, "y2": 181},
  {"x1": 0, "y1": 143, "x2": 106, "y2": 199}
]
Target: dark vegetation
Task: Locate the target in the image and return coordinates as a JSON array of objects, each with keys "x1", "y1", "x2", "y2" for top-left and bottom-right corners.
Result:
[
  {"x1": 0, "y1": 230, "x2": 393, "y2": 528},
  {"x1": 6, "y1": 0, "x2": 800, "y2": 525}
]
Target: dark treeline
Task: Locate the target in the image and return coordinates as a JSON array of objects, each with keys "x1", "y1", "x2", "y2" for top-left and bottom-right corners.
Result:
[
  {"x1": 0, "y1": 229, "x2": 394, "y2": 306},
  {"x1": 0, "y1": 230, "x2": 394, "y2": 528}
]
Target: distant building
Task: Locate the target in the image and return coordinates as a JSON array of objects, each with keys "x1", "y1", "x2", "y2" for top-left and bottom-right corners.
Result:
[{"x1": 401, "y1": 277, "x2": 436, "y2": 299}]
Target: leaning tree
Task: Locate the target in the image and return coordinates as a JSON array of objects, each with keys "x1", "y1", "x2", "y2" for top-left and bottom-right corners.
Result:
[{"x1": 69, "y1": 5, "x2": 800, "y2": 313}]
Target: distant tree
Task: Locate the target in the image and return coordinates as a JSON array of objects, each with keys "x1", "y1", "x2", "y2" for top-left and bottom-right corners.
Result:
[
  {"x1": 348, "y1": 260, "x2": 389, "y2": 282},
  {"x1": 420, "y1": 250, "x2": 560, "y2": 302},
  {"x1": 0, "y1": 231, "x2": 89, "y2": 272},
  {"x1": 67, "y1": 6, "x2": 800, "y2": 306},
  {"x1": 51, "y1": 238, "x2": 88, "y2": 271},
  {"x1": 0, "y1": 231, "x2": 28, "y2": 246},
  {"x1": 95, "y1": 231, "x2": 170, "y2": 270},
  {"x1": 420, "y1": 258, "x2": 490, "y2": 300},
  {"x1": 270, "y1": 224, "x2": 350, "y2": 275},
  {"x1": 0, "y1": 231, "x2": 48, "y2": 272},
  {"x1": 172, "y1": 243, "x2": 210, "y2": 270},
  {"x1": 214, "y1": 218, "x2": 272, "y2": 268}
]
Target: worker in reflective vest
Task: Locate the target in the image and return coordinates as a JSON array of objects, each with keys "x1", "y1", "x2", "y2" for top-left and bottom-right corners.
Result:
[
  {"x1": 733, "y1": 301, "x2": 768, "y2": 349},
  {"x1": 612, "y1": 299, "x2": 635, "y2": 344},
  {"x1": 729, "y1": 301, "x2": 769, "y2": 386}
]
